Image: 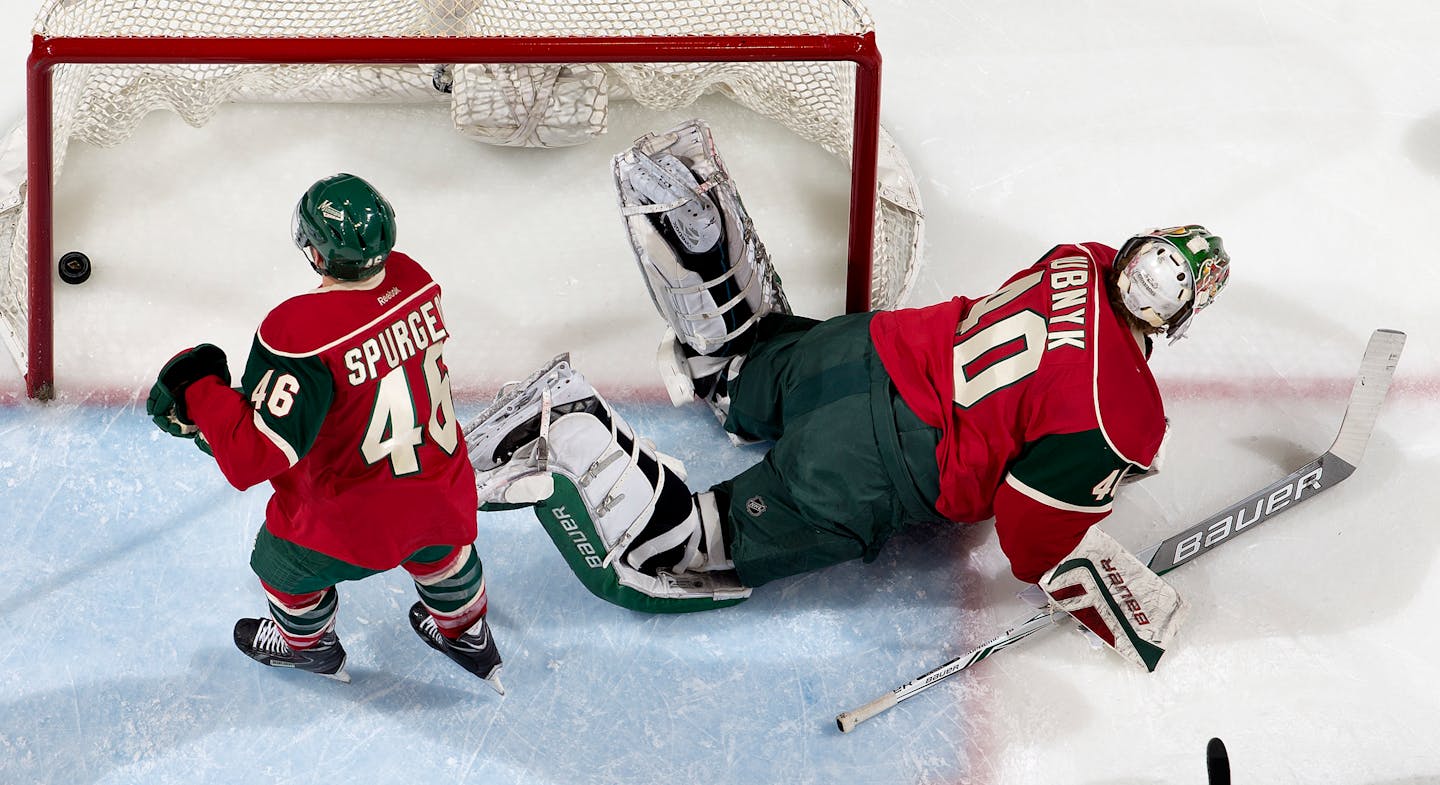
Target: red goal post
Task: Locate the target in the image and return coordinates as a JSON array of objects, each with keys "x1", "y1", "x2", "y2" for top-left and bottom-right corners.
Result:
[{"x1": 11, "y1": 0, "x2": 925, "y2": 399}]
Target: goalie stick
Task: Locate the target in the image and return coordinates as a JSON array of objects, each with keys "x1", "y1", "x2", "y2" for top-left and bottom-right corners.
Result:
[{"x1": 835, "y1": 328, "x2": 1405, "y2": 733}]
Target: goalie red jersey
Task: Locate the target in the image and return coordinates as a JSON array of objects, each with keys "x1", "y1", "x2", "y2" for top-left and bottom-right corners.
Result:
[
  {"x1": 186, "y1": 252, "x2": 478, "y2": 569},
  {"x1": 870, "y1": 243, "x2": 1166, "y2": 583}
]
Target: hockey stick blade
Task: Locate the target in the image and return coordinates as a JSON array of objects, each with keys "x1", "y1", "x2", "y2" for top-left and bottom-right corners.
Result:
[
  {"x1": 835, "y1": 328, "x2": 1405, "y2": 733},
  {"x1": 1139, "y1": 328, "x2": 1404, "y2": 574}
]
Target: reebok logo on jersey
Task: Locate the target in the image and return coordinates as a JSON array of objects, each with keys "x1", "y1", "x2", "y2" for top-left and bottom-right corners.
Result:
[
  {"x1": 376, "y1": 286, "x2": 401, "y2": 306},
  {"x1": 318, "y1": 200, "x2": 345, "y2": 222}
]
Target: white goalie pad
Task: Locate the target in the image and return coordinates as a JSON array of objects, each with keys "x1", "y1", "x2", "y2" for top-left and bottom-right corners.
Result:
[
  {"x1": 1039, "y1": 526, "x2": 1187, "y2": 672},
  {"x1": 613, "y1": 118, "x2": 788, "y2": 358},
  {"x1": 448, "y1": 63, "x2": 609, "y2": 148},
  {"x1": 543, "y1": 397, "x2": 750, "y2": 605},
  {"x1": 553, "y1": 404, "x2": 704, "y2": 561},
  {"x1": 465, "y1": 354, "x2": 749, "y2": 607}
]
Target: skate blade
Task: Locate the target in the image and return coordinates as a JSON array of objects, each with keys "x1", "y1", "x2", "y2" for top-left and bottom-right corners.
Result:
[
  {"x1": 484, "y1": 669, "x2": 506, "y2": 696},
  {"x1": 322, "y1": 662, "x2": 352, "y2": 683}
]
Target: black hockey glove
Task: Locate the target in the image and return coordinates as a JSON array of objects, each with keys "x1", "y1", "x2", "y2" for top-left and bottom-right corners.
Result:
[{"x1": 146, "y1": 344, "x2": 230, "y2": 438}]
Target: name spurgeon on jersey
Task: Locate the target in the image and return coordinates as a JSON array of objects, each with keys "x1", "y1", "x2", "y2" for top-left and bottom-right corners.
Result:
[{"x1": 342, "y1": 293, "x2": 449, "y2": 386}]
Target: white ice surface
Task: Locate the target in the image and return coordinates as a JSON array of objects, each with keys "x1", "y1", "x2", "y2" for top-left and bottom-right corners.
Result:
[{"x1": 2, "y1": 1, "x2": 1440, "y2": 783}]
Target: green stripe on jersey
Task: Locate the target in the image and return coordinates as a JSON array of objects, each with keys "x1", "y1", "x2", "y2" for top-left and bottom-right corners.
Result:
[
  {"x1": 240, "y1": 336, "x2": 335, "y2": 461},
  {"x1": 1008, "y1": 429, "x2": 1134, "y2": 508}
]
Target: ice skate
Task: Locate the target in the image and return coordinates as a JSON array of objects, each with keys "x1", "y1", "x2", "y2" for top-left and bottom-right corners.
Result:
[
  {"x1": 233, "y1": 617, "x2": 350, "y2": 683},
  {"x1": 408, "y1": 602, "x2": 505, "y2": 695}
]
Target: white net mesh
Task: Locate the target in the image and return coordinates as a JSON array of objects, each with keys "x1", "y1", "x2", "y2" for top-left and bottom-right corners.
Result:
[{"x1": 3, "y1": 0, "x2": 923, "y2": 386}]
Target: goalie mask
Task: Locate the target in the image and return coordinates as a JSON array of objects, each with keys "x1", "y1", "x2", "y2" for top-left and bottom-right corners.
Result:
[
  {"x1": 292, "y1": 173, "x2": 396, "y2": 281},
  {"x1": 1115, "y1": 225, "x2": 1230, "y2": 343}
]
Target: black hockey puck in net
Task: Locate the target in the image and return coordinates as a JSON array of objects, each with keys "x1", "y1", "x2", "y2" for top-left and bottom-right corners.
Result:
[{"x1": 58, "y1": 251, "x2": 92, "y2": 285}]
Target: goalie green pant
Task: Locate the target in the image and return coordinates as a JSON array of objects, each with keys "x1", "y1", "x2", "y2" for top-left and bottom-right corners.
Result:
[{"x1": 708, "y1": 312, "x2": 946, "y2": 587}]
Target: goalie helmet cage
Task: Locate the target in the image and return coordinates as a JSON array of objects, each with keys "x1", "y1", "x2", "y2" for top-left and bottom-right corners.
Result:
[{"x1": 11, "y1": 0, "x2": 926, "y2": 400}]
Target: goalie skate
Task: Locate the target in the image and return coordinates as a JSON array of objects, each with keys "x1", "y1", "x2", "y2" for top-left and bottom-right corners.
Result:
[{"x1": 464, "y1": 353, "x2": 596, "y2": 505}]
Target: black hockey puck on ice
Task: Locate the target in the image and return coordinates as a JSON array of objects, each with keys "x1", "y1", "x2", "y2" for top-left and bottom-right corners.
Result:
[
  {"x1": 58, "y1": 251, "x2": 91, "y2": 285},
  {"x1": 1206, "y1": 737, "x2": 1231, "y2": 785}
]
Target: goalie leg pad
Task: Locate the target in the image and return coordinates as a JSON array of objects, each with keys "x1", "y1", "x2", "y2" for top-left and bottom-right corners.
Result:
[
  {"x1": 614, "y1": 119, "x2": 790, "y2": 369},
  {"x1": 1040, "y1": 526, "x2": 1187, "y2": 672},
  {"x1": 532, "y1": 396, "x2": 750, "y2": 612}
]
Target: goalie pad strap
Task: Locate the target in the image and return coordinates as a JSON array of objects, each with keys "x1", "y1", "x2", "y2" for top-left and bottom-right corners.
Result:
[
  {"x1": 695, "y1": 491, "x2": 733, "y2": 571},
  {"x1": 1040, "y1": 526, "x2": 1187, "y2": 672}
]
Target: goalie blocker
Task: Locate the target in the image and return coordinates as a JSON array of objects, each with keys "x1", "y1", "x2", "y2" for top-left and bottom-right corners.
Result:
[
  {"x1": 465, "y1": 355, "x2": 751, "y2": 613},
  {"x1": 1039, "y1": 526, "x2": 1186, "y2": 671}
]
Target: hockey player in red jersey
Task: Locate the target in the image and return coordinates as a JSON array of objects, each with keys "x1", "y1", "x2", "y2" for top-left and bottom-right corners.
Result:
[
  {"x1": 146, "y1": 173, "x2": 503, "y2": 690},
  {"x1": 467, "y1": 121, "x2": 1230, "y2": 671}
]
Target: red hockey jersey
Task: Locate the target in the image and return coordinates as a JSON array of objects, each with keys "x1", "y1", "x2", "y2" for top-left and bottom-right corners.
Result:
[
  {"x1": 870, "y1": 243, "x2": 1166, "y2": 583},
  {"x1": 187, "y1": 252, "x2": 478, "y2": 569}
]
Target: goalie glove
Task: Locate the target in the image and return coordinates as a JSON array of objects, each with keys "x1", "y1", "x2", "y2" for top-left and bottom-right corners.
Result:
[
  {"x1": 145, "y1": 344, "x2": 230, "y2": 440},
  {"x1": 1039, "y1": 526, "x2": 1187, "y2": 672}
]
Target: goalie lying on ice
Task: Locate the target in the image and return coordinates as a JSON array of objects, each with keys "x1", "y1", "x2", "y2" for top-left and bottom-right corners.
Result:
[{"x1": 468, "y1": 119, "x2": 1229, "y2": 670}]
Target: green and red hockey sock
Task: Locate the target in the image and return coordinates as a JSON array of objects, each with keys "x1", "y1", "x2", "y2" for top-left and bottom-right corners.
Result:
[
  {"x1": 259, "y1": 583, "x2": 338, "y2": 651},
  {"x1": 404, "y1": 544, "x2": 487, "y2": 640}
]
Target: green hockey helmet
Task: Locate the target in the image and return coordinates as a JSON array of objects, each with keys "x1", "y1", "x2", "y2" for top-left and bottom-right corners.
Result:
[
  {"x1": 291, "y1": 173, "x2": 396, "y2": 281},
  {"x1": 1115, "y1": 225, "x2": 1231, "y2": 343}
]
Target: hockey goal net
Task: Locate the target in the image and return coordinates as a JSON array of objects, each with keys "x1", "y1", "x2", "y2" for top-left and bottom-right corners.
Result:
[{"x1": 6, "y1": 0, "x2": 925, "y2": 399}]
